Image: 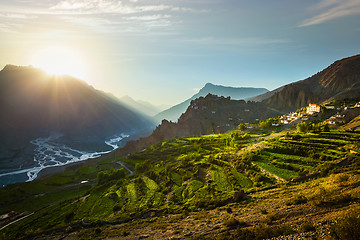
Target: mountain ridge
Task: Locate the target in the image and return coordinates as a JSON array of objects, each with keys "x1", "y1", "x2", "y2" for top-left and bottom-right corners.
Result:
[
  {"x1": 0, "y1": 65, "x2": 155, "y2": 175},
  {"x1": 155, "y1": 83, "x2": 269, "y2": 122},
  {"x1": 251, "y1": 54, "x2": 360, "y2": 112},
  {"x1": 113, "y1": 94, "x2": 278, "y2": 157},
  {"x1": 119, "y1": 95, "x2": 165, "y2": 117}
]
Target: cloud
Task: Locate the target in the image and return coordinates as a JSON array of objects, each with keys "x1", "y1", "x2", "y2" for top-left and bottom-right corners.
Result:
[
  {"x1": 0, "y1": 23, "x2": 21, "y2": 33},
  {"x1": 183, "y1": 37, "x2": 290, "y2": 46},
  {"x1": 60, "y1": 14, "x2": 172, "y2": 33},
  {"x1": 50, "y1": 0, "x2": 198, "y2": 14},
  {"x1": 300, "y1": 0, "x2": 360, "y2": 27},
  {"x1": 0, "y1": 11, "x2": 37, "y2": 34},
  {"x1": 0, "y1": 13, "x2": 36, "y2": 19},
  {"x1": 0, "y1": 1, "x2": 205, "y2": 34},
  {"x1": 123, "y1": 14, "x2": 171, "y2": 21}
]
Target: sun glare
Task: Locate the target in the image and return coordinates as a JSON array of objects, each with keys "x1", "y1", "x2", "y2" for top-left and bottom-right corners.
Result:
[{"x1": 31, "y1": 46, "x2": 88, "y2": 80}]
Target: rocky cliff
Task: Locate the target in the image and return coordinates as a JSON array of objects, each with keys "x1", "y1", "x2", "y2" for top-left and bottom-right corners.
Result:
[{"x1": 155, "y1": 83, "x2": 269, "y2": 122}]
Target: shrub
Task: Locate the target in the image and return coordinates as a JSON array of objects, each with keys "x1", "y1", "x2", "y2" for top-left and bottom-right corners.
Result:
[
  {"x1": 260, "y1": 208, "x2": 268, "y2": 214},
  {"x1": 297, "y1": 122, "x2": 308, "y2": 133},
  {"x1": 286, "y1": 194, "x2": 308, "y2": 205},
  {"x1": 65, "y1": 226, "x2": 73, "y2": 233},
  {"x1": 333, "y1": 173, "x2": 349, "y2": 183},
  {"x1": 113, "y1": 204, "x2": 121, "y2": 212},
  {"x1": 224, "y1": 217, "x2": 242, "y2": 229},
  {"x1": 97, "y1": 168, "x2": 126, "y2": 185},
  {"x1": 262, "y1": 212, "x2": 281, "y2": 225},
  {"x1": 134, "y1": 160, "x2": 152, "y2": 173},
  {"x1": 330, "y1": 210, "x2": 360, "y2": 240},
  {"x1": 301, "y1": 221, "x2": 316, "y2": 232},
  {"x1": 238, "y1": 124, "x2": 247, "y2": 131},
  {"x1": 234, "y1": 224, "x2": 294, "y2": 240},
  {"x1": 64, "y1": 212, "x2": 74, "y2": 223}
]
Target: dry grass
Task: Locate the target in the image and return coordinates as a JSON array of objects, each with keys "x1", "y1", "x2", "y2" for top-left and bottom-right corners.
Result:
[{"x1": 38, "y1": 172, "x2": 360, "y2": 240}]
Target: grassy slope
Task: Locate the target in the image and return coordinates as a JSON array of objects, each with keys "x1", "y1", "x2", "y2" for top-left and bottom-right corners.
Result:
[{"x1": 0, "y1": 130, "x2": 360, "y2": 239}]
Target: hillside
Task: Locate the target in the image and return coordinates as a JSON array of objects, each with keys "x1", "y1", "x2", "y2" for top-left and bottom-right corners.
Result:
[
  {"x1": 111, "y1": 94, "x2": 279, "y2": 157},
  {"x1": 251, "y1": 54, "x2": 360, "y2": 112},
  {"x1": 0, "y1": 65, "x2": 155, "y2": 177},
  {"x1": 155, "y1": 83, "x2": 269, "y2": 122},
  {"x1": 342, "y1": 115, "x2": 360, "y2": 131},
  {"x1": 1, "y1": 126, "x2": 359, "y2": 239}
]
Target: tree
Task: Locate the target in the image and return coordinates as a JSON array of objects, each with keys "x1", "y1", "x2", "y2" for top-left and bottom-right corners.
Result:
[
  {"x1": 322, "y1": 124, "x2": 330, "y2": 132},
  {"x1": 297, "y1": 122, "x2": 308, "y2": 133},
  {"x1": 238, "y1": 124, "x2": 247, "y2": 131},
  {"x1": 97, "y1": 168, "x2": 127, "y2": 185}
]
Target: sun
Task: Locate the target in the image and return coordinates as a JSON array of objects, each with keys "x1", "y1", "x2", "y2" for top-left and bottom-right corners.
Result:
[{"x1": 31, "y1": 46, "x2": 88, "y2": 80}]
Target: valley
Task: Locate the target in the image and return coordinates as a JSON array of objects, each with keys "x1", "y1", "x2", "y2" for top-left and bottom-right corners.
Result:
[
  {"x1": 0, "y1": 66, "x2": 155, "y2": 186},
  {"x1": 1, "y1": 55, "x2": 360, "y2": 239},
  {"x1": 1, "y1": 1, "x2": 360, "y2": 239}
]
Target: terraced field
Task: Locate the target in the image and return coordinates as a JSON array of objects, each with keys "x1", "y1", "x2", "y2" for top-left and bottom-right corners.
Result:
[{"x1": 1, "y1": 130, "x2": 360, "y2": 239}]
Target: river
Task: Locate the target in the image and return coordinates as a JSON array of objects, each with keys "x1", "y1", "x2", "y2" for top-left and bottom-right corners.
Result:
[{"x1": 0, "y1": 133, "x2": 129, "y2": 187}]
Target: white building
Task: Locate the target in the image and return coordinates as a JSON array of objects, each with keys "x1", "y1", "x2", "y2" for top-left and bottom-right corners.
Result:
[{"x1": 306, "y1": 103, "x2": 321, "y2": 115}]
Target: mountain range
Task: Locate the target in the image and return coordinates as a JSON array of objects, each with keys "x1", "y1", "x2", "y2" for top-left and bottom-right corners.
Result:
[
  {"x1": 1, "y1": 54, "x2": 360, "y2": 184},
  {"x1": 251, "y1": 54, "x2": 360, "y2": 112},
  {"x1": 155, "y1": 83, "x2": 269, "y2": 122},
  {"x1": 112, "y1": 94, "x2": 279, "y2": 157},
  {"x1": 1, "y1": 55, "x2": 360, "y2": 240},
  {"x1": 119, "y1": 95, "x2": 168, "y2": 117},
  {"x1": 0, "y1": 65, "x2": 155, "y2": 171},
  {"x1": 109, "y1": 54, "x2": 360, "y2": 159}
]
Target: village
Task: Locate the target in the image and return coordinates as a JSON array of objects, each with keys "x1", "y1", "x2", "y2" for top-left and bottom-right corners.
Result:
[{"x1": 239, "y1": 100, "x2": 360, "y2": 131}]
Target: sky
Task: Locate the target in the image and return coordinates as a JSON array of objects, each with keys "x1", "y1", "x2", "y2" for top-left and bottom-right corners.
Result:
[{"x1": 1, "y1": 0, "x2": 360, "y2": 106}]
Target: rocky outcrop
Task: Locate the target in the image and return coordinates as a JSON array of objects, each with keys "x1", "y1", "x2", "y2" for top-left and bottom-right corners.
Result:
[
  {"x1": 155, "y1": 83, "x2": 269, "y2": 122},
  {"x1": 112, "y1": 94, "x2": 279, "y2": 157}
]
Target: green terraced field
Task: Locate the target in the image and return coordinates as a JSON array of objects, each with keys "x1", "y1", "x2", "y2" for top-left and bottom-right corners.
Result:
[{"x1": 1, "y1": 130, "x2": 360, "y2": 239}]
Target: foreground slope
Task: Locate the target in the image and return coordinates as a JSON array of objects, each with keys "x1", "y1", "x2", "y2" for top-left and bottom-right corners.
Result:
[
  {"x1": 1, "y1": 126, "x2": 360, "y2": 239},
  {"x1": 251, "y1": 54, "x2": 360, "y2": 112}
]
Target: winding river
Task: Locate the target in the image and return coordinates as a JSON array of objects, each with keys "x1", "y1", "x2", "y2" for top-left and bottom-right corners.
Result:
[{"x1": 0, "y1": 133, "x2": 129, "y2": 187}]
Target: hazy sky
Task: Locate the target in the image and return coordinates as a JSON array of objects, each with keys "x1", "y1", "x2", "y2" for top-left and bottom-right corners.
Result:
[{"x1": 1, "y1": 0, "x2": 360, "y2": 106}]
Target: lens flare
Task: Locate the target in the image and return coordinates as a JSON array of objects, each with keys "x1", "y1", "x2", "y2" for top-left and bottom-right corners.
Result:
[{"x1": 31, "y1": 46, "x2": 88, "y2": 80}]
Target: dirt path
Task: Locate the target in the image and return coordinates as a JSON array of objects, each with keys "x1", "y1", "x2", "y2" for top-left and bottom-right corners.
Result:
[
  {"x1": 237, "y1": 132, "x2": 286, "y2": 153},
  {"x1": 0, "y1": 212, "x2": 34, "y2": 231},
  {"x1": 117, "y1": 161, "x2": 134, "y2": 175}
]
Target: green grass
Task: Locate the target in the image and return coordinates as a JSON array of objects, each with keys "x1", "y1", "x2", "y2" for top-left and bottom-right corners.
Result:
[
  {"x1": 99, "y1": 158, "x2": 117, "y2": 164},
  {"x1": 275, "y1": 159, "x2": 315, "y2": 171},
  {"x1": 229, "y1": 169, "x2": 253, "y2": 189},
  {"x1": 90, "y1": 196, "x2": 115, "y2": 220},
  {"x1": 43, "y1": 175, "x2": 73, "y2": 185},
  {"x1": 126, "y1": 182, "x2": 138, "y2": 210},
  {"x1": 2, "y1": 129, "x2": 360, "y2": 239},
  {"x1": 78, "y1": 166, "x2": 98, "y2": 175},
  {"x1": 170, "y1": 172, "x2": 183, "y2": 186},
  {"x1": 262, "y1": 151, "x2": 317, "y2": 164},
  {"x1": 254, "y1": 161, "x2": 299, "y2": 181},
  {"x1": 210, "y1": 165, "x2": 233, "y2": 193},
  {"x1": 140, "y1": 176, "x2": 161, "y2": 208}
]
